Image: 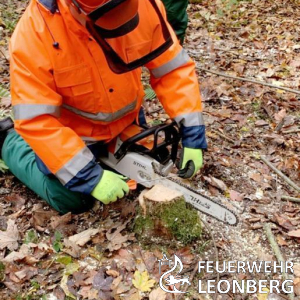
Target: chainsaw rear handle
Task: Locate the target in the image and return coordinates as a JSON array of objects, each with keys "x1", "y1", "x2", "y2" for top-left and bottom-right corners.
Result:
[{"x1": 114, "y1": 121, "x2": 180, "y2": 164}]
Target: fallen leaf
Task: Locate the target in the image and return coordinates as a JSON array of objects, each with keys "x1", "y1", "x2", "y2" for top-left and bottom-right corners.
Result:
[
  {"x1": 276, "y1": 235, "x2": 288, "y2": 246},
  {"x1": 229, "y1": 190, "x2": 243, "y2": 202},
  {"x1": 253, "y1": 40, "x2": 264, "y2": 49},
  {"x1": 53, "y1": 287, "x2": 66, "y2": 300},
  {"x1": 69, "y1": 228, "x2": 100, "y2": 246},
  {"x1": 0, "y1": 219, "x2": 19, "y2": 251},
  {"x1": 106, "y1": 222, "x2": 130, "y2": 252},
  {"x1": 61, "y1": 274, "x2": 76, "y2": 299},
  {"x1": 112, "y1": 276, "x2": 131, "y2": 294},
  {"x1": 132, "y1": 270, "x2": 156, "y2": 292},
  {"x1": 56, "y1": 255, "x2": 72, "y2": 266},
  {"x1": 3, "y1": 243, "x2": 32, "y2": 263},
  {"x1": 60, "y1": 263, "x2": 80, "y2": 299},
  {"x1": 0, "y1": 97, "x2": 11, "y2": 107},
  {"x1": 4, "y1": 281, "x2": 22, "y2": 292},
  {"x1": 275, "y1": 214, "x2": 295, "y2": 231},
  {"x1": 294, "y1": 278, "x2": 300, "y2": 296},
  {"x1": 5, "y1": 194, "x2": 25, "y2": 211},
  {"x1": 78, "y1": 286, "x2": 98, "y2": 299},
  {"x1": 122, "y1": 289, "x2": 141, "y2": 300},
  {"x1": 175, "y1": 247, "x2": 194, "y2": 265},
  {"x1": 15, "y1": 266, "x2": 38, "y2": 282},
  {"x1": 106, "y1": 269, "x2": 119, "y2": 277},
  {"x1": 50, "y1": 212, "x2": 72, "y2": 230},
  {"x1": 3, "y1": 251, "x2": 26, "y2": 263},
  {"x1": 149, "y1": 287, "x2": 167, "y2": 300},
  {"x1": 288, "y1": 229, "x2": 300, "y2": 238},
  {"x1": 289, "y1": 59, "x2": 300, "y2": 68},
  {"x1": 63, "y1": 238, "x2": 81, "y2": 258},
  {"x1": 294, "y1": 264, "x2": 300, "y2": 277},
  {"x1": 204, "y1": 176, "x2": 228, "y2": 191},
  {"x1": 32, "y1": 209, "x2": 58, "y2": 229},
  {"x1": 93, "y1": 268, "x2": 113, "y2": 300},
  {"x1": 255, "y1": 188, "x2": 264, "y2": 200},
  {"x1": 249, "y1": 172, "x2": 262, "y2": 182},
  {"x1": 120, "y1": 201, "x2": 136, "y2": 219},
  {"x1": 255, "y1": 120, "x2": 269, "y2": 126},
  {"x1": 274, "y1": 109, "x2": 287, "y2": 122},
  {"x1": 113, "y1": 249, "x2": 136, "y2": 271},
  {"x1": 257, "y1": 287, "x2": 269, "y2": 300}
]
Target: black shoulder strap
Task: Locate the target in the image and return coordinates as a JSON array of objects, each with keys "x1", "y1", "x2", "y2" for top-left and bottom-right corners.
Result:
[{"x1": 38, "y1": 0, "x2": 58, "y2": 13}]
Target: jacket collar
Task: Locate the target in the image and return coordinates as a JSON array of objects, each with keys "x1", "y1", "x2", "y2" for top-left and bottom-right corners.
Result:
[{"x1": 38, "y1": 0, "x2": 58, "y2": 13}]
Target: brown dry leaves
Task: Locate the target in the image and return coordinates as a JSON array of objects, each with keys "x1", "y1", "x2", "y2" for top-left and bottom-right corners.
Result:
[
  {"x1": 0, "y1": 219, "x2": 19, "y2": 251},
  {"x1": 1, "y1": 0, "x2": 300, "y2": 299}
]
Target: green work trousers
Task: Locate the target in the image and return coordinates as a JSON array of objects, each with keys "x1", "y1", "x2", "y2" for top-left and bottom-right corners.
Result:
[
  {"x1": 1, "y1": 130, "x2": 94, "y2": 214},
  {"x1": 161, "y1": 0, "x2": 189, "y2": 43}
]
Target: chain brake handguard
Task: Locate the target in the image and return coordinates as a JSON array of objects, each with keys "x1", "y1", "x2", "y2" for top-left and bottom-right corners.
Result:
[{"x1": 114, "y1": 122, "x2": 180, "y2": 164}]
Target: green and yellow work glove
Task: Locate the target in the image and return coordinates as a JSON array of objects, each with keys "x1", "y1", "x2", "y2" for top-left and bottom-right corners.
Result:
[
  {"x1": 91, "y1": 170, "x2": 129, "y2": 204},
  {"x1": 177, "y1": 148, "x2": 203, "y2": 179}
]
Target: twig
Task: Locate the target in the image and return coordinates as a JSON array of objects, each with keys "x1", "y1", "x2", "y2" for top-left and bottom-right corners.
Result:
[
  {"x1": 45, "y1": 258, "x2": 56, "y2": 270},
  {"x1": 279, "y1": 294, "x2": 292, "y2": 300},
  {"x1": 275, "y1": 118, "x2": 285, "y2": 132},
  {"x1": 0, "y1": 48, "x2": 9, "y2": 63},
  {"x1": 138, "y1": 248, "x2": 152, "y2": 275},
  {"x1": 198, "y1": 67, "x2": 300, "y2": 95},
  {"x1": 202, "y1": 219, "x2": 219, "y2": 300},
  {"x1": 264, "y1": 223, "x2": 294, "y2": 300},
  {"x1": 176, "y1": 263, "x2": 198, "y2": 300},
  {"x1": 260, "y1": 156, "x2": 300, "y2": 192},
  {"x1": 204, "y1": 271, "x2": 231, "y2": 281},
  {"x1": 210, "y1": 129, "x2": 236, "y2": 144},
  {"x1": 282, "y1": 129, "x2": 300, "y2": 134},
  {"x1": 281, "y1": 196, "x2": 300, "y2": 203}
]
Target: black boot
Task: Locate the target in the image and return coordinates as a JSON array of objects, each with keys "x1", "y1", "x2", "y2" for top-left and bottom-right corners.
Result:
[{"x1": 0, "y1": 117, "x2": 14, "y2": 157}]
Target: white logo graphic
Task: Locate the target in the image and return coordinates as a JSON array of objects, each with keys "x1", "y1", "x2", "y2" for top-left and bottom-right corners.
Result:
[{"x1": 159, "y1": 254, "x2": 191, "y2": 293}]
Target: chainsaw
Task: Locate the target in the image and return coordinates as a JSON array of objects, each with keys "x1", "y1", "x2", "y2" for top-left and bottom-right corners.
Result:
[{"x1": 99, "y1": 122, "x2": 238, "y2": 226}]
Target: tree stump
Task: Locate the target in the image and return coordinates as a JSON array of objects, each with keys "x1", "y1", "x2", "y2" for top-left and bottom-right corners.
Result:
[{"x1": 134, "y1": 185, "x2": 202, "y2": 245}]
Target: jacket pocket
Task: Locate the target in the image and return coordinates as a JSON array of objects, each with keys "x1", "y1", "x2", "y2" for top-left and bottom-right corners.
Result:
[{"x1": 53, "y1": 64, "x2": 96, "y2": 112}]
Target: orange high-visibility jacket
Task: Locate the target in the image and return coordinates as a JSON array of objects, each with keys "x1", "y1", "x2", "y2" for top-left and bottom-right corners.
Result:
[{"x1": 10, "y1": 0, "x2": 206, "y2": 194}]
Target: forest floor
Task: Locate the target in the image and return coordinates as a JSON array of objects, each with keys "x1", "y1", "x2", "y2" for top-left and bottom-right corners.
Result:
[{"x1": 0, "y1": 0, "x2": 299, "y2": 299}]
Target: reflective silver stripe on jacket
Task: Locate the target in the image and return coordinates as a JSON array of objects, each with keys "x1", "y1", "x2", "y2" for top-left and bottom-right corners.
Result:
[
  {"x1": 55, "y1": 147, "x2": 94, "y2": 185},
  {"x1": 13, "y1": 104, "x2": 61, "y2": 120},
  {"x1": 80, "y1": 136, "x2": 98, "y2": 142},
  {"x1": 174, "y1": 112, "x2": 205, "y2": 127},
  {"x1": 63, "y1": 99, "x2": 137, "y2": 122},
  {"x1": 150, "y1": 49, "x2": 190, "y2": 78}
]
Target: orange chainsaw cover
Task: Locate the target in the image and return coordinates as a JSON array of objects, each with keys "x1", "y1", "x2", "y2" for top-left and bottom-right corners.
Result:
[{"x1": 10, "y1": 0, "x2": 204, "y2": 190}]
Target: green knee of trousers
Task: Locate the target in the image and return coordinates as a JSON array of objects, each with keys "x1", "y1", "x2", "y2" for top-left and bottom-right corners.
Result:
[
  {"x1": 161, "y1": 0, "x2": 188, "y2": 42},
  {"x1": 1, "y1": 130, "x2": 94, "y2": 214}
]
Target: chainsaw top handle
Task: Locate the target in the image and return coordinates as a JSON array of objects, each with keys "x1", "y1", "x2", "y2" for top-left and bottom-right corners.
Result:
[{"x1": 114, "y1": 121, "x2": 180, "y2": 164}]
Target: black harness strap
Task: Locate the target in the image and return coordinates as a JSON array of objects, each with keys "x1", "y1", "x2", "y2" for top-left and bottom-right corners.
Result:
[{"x1": 38, "y1": 0, "x2": 58, "y2": 13}]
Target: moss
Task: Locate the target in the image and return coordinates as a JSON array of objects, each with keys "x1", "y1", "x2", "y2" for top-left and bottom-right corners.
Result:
[
  {"x1": 134, "y1": 214, "x2": 154, "y2": 236},
  {"x1": 134, "y1": 198, "x2": 202, "y2": 245},
  {"x1": 155, "y1": 199, "x2": 202, "y2": 244}
]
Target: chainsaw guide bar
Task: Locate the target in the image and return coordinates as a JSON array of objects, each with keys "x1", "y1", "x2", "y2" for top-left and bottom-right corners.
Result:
[{"x1": 153, "y1": 165, "x2": 239, "y2": 226}]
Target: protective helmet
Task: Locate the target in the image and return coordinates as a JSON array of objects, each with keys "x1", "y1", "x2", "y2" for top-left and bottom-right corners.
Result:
[{"x1": 71, "y1": 0, "x2": 138, "y2": 30}]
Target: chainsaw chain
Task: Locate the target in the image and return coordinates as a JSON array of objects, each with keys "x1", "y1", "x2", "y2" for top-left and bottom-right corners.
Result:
[{"x1": 152, "y1": 164, "x2": 239, "y2": 226}]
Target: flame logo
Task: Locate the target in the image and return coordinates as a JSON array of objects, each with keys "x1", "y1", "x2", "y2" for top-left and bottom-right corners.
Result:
[{"x1": 159, "y1": 254, "x2": 191, "y2": 293}]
